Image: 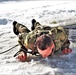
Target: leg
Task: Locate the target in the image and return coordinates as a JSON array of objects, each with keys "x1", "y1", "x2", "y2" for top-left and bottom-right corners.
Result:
[
  {"x1": 12, "y1": 21, "x2": 30, "y2": 35},
  {"x1": 31, "y1": 19, "x2": 36, "y2": 30},
  {"x1": 13, "y1": 21, "x2": 19, "y2": 35},
  {"x1": 31, "y1": 19, "x2": 41, "y2": 30}
]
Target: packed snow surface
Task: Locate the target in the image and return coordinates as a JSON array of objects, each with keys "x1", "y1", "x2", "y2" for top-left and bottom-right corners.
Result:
[{"x1": 0, "y1": 1, "x2": 76, "y2": 75}]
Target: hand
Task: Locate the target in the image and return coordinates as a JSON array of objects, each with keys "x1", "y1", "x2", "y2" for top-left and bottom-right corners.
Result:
[
  {"x1": 16, "y1": 51, "x2": 27, "y2": 62},
  {"x1": 62, "y1": 48, "x2": 72, "y2": 54}
]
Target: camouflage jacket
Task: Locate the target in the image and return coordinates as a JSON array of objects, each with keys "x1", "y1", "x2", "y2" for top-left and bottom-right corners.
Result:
[
  {"x1": 16, "y1": 22, "x2": 69, "y2": 52},
  {"x1": 23, "y1": 26, "x2": 68, "y2": 52}
]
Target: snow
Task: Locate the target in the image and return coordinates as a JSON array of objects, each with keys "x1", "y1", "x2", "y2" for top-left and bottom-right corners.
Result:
[{"x1": 0, "y1": 1, "x2": 76, "y2": 75}]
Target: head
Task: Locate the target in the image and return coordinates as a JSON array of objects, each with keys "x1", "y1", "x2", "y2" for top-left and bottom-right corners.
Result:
[
  {"x1": 36, "y1": 34, "x2": 55, "y2": 58},
  {"x1": 13, "y1": 21, "x2": 19, "y2": 35}
]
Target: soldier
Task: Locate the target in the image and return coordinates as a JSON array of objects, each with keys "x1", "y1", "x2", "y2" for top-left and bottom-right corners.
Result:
[{"x1": 13, "y1": 19, "x2": 72, "y2": 62}]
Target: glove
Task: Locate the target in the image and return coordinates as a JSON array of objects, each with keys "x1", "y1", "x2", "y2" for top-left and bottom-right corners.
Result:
[
  {"x1": 16, "y1": 51, "x2": 27, "y2": 62},
  {"x1": 62, "y1": 48, "x2": 72, "y2": 54}
]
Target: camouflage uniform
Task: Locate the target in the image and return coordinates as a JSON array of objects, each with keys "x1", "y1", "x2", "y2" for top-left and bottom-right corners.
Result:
[{"x1": 15, "y1": 21, "x2": 70, "y2": 55}]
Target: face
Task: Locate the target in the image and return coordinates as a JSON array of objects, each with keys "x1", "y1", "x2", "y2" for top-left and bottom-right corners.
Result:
[
  {"x1": 37, "y1": 43, "x2": 55, "y2": 58},
  {"x1": 36, "y1": 34, "x2": 54, "y2": 58}
]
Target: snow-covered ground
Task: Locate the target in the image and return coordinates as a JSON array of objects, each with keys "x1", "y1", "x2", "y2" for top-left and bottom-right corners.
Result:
[{"x1": 0, "y1": 1, "x2": 76, "y2": 75}]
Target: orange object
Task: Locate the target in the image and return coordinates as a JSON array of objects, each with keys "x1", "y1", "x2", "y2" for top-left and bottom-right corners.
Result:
[{"x1": 16, "y1": 51, "x2": 27, "y2": 62}]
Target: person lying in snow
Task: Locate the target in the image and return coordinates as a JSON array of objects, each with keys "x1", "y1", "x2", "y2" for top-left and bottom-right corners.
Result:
[{"x1": 13, "y1": 19, "x2": 72, "y2": 62}]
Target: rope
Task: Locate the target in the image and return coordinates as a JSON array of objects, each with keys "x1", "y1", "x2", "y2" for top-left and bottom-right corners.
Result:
[
  {"x1": 0, "y1": 44, "x2": 19, "y2": 54},
  {"x1": 14, "y1": 47, "x2": 39, "y2": 57}
]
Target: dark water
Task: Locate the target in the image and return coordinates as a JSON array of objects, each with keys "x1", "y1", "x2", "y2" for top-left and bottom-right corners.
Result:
[
  {"x1": 0, "y1": 19, "x2": 8, "y2": 25},
  {"x1": 64, "y1": 24, "x2": 76, "y2": 42},
  {"x1": 69, "y1": 29, "x2": 76, "y2": 43}
]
